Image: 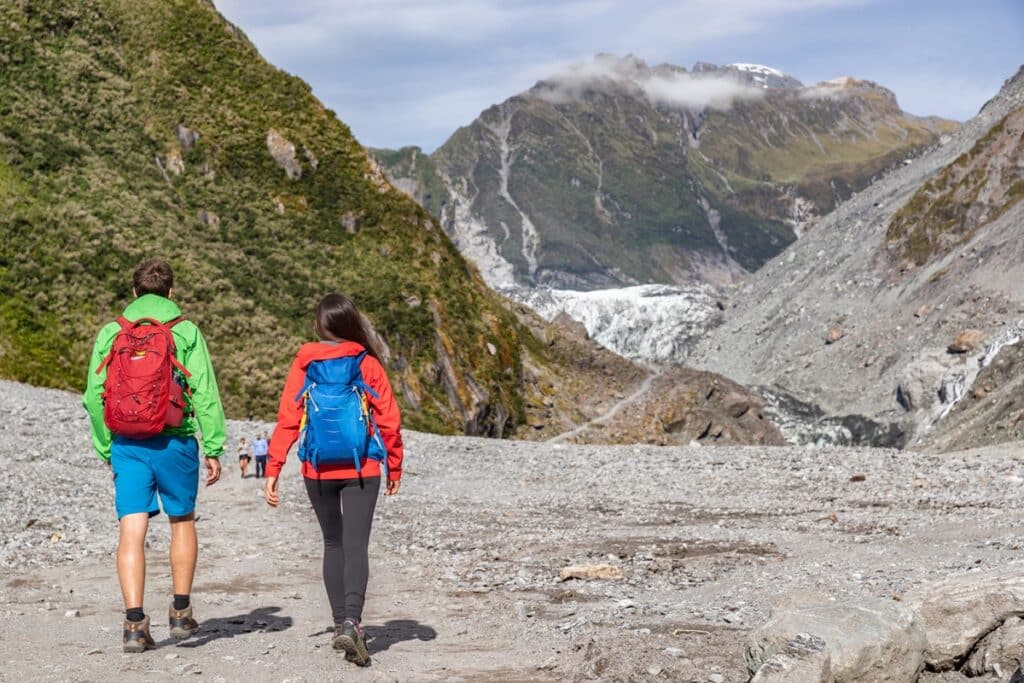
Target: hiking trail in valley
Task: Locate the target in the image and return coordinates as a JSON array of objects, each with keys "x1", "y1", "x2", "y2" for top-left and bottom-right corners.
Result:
[
  {"x1": 548, "y1": 366, "x2": 663, "y2": 443},
  {"x1": 2, "y1": 380, "x2": 1024, "y2": 682}
]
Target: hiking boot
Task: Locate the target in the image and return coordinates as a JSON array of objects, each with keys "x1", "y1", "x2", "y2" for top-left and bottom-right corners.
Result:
[
  {"x1": 333, "y1": 619, "x2": 370, "y2": 666},
  {"x1": 168, "y1": 603, "x2": 199, "y2": 640},
  {"x1": 123, "y1": 615, "x2": 155, "y2": 653}
]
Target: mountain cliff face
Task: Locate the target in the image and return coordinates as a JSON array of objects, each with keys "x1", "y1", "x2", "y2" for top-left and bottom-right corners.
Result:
[
  {"x1": 0, "y1": 0, "x2": 531, "y2": 434},
  {"x1": 376, "y1": 55, "x2": 955, "y2": 290},
  {"x1": 687, "y1": 66, "x2": 1024, "y2": 449}
]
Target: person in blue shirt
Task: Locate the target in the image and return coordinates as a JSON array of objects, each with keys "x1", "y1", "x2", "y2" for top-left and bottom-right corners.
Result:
[{"x1": 252, "y1": 434, "x2": 269, "y2": 478}]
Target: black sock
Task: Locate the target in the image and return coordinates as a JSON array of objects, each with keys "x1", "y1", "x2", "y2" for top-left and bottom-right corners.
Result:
[
  {"x1": 126, "y1": 607, "x2": 145, "y2": 622},
  {"x1": 173, "y1": 594, "x2": 190, "y2": 610}
]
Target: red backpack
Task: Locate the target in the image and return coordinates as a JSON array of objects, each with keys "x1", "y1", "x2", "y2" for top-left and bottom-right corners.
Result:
[{"x1": 97, "y1": 316, "x2": 192, "y2": 438}]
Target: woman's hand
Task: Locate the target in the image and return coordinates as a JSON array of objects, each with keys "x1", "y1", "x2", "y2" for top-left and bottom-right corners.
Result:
[
  {"x1": 264, "y1": 476, "x2": 280, "y2": 507},
  {"x1": 385, "y1": 479, "x2": 400, "y2": 496}
]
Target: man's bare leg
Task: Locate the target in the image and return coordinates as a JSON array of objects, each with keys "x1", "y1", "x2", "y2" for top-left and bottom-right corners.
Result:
[
  {"x1": 169, "y1": 513, "x2": 198, "y2": 595},
  {"x1": 117, "y1": 513, "x2": 150, "y2": 610}
]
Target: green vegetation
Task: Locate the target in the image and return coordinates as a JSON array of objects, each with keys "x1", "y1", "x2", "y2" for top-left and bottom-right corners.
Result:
[
  {"x1": 885, "y1": 108, "x2": 1023, "y2": 268},
  {"x1": 0, "y1": 0, "x2": 529, "y2": 434}
]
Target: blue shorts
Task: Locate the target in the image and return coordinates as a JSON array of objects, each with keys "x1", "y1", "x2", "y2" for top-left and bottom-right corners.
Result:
[{"x1": 111, "y1": 435, "x2": 200, "y2": 519}]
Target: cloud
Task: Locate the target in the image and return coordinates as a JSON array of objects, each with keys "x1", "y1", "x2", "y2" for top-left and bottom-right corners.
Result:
[{"x1": 532, "y1": 55, "x2": 764, "y2": 110}]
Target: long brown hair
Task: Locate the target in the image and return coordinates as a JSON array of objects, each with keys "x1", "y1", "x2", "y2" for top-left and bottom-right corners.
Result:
[{"x1": 313, "y1": 293, "x2": 380, "y2": 361}]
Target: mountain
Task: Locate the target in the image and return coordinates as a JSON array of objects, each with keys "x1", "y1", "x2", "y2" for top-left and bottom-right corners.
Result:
[
  {"x1": 687, "y1": 66, "x2": 1024, "y2": 449},
  {"x1": 375, "y1": 54, "x2": 956, "y2": 290},
  {"x1": 0, "y1": 0, "x2": 789, "y2": 448},
  {"x1": 0, "y1": 0, "x2": 535, "y2": 435}
]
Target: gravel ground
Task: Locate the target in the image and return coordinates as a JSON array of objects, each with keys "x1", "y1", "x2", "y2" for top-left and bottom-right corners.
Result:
[{"x1": 2, "y1": 379, "x2": 1024, "y2": 681}]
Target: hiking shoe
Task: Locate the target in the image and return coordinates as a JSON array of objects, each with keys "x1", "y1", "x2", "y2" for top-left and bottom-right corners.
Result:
[
  {"x1": 168, "y1": 604, "x2": 199, "y2": 640},
  {"x1": 123, "y1": 615, "x2": 155, "y2": 653},
  {"x1": 333, "y1": 619, "x2": 370, "y2": 666}
]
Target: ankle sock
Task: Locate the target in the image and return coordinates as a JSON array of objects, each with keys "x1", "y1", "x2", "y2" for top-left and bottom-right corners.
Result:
[
  {"x1": 173, "y1": 594, "x2": 190, "y2": 610},
  {"x1": 126, "y1": 607, "x2": 145, "y2": 622}
]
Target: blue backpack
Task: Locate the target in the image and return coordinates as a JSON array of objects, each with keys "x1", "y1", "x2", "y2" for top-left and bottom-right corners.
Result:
[{"x1": 296, "y1": 351, "x2": 387, "y2": 474}]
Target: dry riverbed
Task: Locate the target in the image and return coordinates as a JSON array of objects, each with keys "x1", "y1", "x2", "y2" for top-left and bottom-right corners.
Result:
[{"x1": 2, "y1": 380, "x2": 1023, "y2": 681}]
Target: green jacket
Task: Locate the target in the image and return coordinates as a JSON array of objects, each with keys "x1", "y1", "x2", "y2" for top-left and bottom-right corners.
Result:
[{"x1": 83, "y1": 294, "x2": 227, "y2": 461}]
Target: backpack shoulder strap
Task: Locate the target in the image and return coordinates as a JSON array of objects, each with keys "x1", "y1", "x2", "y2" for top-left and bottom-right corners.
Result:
[
  {"x1": 96, "y1": 317, "x2": 133, "y2": 374},
  {"x1": 351, "y1": 351, "x2": 379, "y2": 399}
]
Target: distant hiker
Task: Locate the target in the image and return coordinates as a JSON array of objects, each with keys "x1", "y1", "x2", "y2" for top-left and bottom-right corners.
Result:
[
  {"x1": 238, "y1": 437, "x2": 251, "y2": 478},
  {"x1": 83, "y1": 258, "x2": 226, "y2": 653},
  {"x1": 264, "y1": 293, "x2": 403, "y2": 667},
  {"x1": 252, "y1": 433, "x2": 269, "y2": 478}
]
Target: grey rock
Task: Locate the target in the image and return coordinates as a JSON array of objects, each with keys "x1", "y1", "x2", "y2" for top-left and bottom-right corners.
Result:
[
  {"x1": 904, "y1": 563, "x2": 1024, "y2": 670},
  {"x1": 266, "y1": 129, "x2": 302, "y2": 180},
  {"x1": 746, "y1": 598, "x2": 925, "y2": 682}
]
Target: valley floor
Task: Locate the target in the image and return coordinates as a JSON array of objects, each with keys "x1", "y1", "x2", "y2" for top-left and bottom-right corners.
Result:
[{"x1": 2, "y1": 380, "x2": 1023, "y2": 681}]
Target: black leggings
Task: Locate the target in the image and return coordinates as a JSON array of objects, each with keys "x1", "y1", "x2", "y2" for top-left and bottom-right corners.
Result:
[{"x1": 304, "y1": 476, "x2": 380, "y2": 624}]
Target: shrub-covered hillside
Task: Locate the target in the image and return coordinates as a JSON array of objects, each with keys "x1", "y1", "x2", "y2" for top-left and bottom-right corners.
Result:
[{"x1": 0, "y1": 0, "x2": 528, "y2": 434}]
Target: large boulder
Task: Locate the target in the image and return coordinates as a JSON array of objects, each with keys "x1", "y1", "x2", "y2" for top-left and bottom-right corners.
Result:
[
  {"x1": 963, "y1": 616, "x2": 1024, "y2": 678},
  {"x1": 746, "y1": 599, "x2": 925, "y2": 682},
  {"x1": 751, "y1": 633, "x2": 833, "y2": 682},
  {"x1": 905, "y1": 564, "x2": 1024, "y2": 670}
]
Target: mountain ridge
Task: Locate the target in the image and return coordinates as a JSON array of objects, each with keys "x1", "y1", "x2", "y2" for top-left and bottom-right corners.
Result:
[{"x1": 376, "y1": 54, "x2": 956, "y2": 290}]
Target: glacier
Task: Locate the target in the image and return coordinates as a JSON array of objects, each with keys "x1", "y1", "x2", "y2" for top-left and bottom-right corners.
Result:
[{"x1": 506, "y1": 284, "x2": 720, "y2": 363}]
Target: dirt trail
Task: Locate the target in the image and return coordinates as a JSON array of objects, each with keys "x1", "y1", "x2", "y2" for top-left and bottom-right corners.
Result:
[
  {"x1": 0, "y1": 447, "x2": 552, "y2": 682},
  {"x1": 549, "y1": 366, "x2": 663, "y2": 443}
]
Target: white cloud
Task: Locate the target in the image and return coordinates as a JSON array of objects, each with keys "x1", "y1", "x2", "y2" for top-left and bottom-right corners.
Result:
[{"x1": 532, "y1": 55, "x2": 764, "y2": 110}]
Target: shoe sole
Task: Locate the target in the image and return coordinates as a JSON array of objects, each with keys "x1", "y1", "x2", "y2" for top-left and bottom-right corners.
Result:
[
  {"x1": 333, "y1": 634, "x2": 370, "y2": 667},
  {"x1": 169, "y1": 625, "x2": 199, "y2": 640},
  {"x1": 123, "y1": 640, "x2": 153, "y2": 653}
]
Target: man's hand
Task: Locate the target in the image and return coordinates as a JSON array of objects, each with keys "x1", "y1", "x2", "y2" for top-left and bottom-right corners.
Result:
[
  {"x1": 264, "y1": 476, "x2": 280, "y2": 507},
  {"x1": 205, "y1": 457, "x2": 221, "y2": 487},
  {"x1": 385, "y1": 479, "x2": 401, "y2": 496}
]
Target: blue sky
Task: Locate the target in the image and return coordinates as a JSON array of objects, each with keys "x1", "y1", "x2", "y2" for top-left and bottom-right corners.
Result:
[{"x1": 216, "y1": 0, "x2": 1023, "y2": 152}]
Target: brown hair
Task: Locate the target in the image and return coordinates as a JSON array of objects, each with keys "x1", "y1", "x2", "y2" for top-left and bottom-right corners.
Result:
[
  {"x1": 314, "y1": 293, "x2": 380, "y2": 361},
  {"x1": 133, "y1": 259, "x2": 174, "y2": 297}
]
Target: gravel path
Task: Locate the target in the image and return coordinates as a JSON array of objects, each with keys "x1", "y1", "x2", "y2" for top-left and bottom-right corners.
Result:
[
  {"x1": 549, "y1": 366, "x2": 663, "y2": 444},
  {"x1": 2, "y1": 380, "x2": 1024, "y2": 681}
]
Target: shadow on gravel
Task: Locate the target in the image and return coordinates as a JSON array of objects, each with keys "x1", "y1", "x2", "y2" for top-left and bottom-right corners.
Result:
[
  {"x1": 172, "y1": 606, "x2": 293, "y2": 648},
  {"x1": 365, "y1": 619, "x2": 437, "y2": 655}
]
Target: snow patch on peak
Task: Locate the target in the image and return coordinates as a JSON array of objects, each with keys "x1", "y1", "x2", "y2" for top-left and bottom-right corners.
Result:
[{"x1": 728, "y1": 63, "x2": 786, "y2": 79}]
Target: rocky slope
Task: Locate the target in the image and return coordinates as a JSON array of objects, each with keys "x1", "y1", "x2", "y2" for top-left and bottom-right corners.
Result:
[
  {"x1": 5, "y1": 380, "x2": 1024, "y2": 682},
  {"x1": 688, "y1": 66, "x2": 1024, "y2": 449},
  {"x1": 510, "y1": 303, "x2": 784, "y2": 448},
  {"x1": 376, "y1": 54, "x2": 955, "y2": 290}
]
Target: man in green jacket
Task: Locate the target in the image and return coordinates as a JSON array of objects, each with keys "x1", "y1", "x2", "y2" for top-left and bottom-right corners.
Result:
[{"x1": 83, "y1": 258, "x2": 226, "y2": 652}]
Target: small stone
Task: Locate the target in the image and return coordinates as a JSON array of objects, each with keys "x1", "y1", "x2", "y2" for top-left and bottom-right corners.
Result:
[
  {"x1": 559, "y1": 563, "x2": 624, "y2": 582},
  {"x1": 849, "y1": 474, "x2": 866, "y2": 482},
  {"x1": 665, "y1": 647, "x2": 687, "y2": 658},
  {"x1": 486, "y1": 342, "x2": 497, "y2": 356},
  {"x1": 647, "y1": 665, "x2": 663, "y2": 676},
  {"x1": 166, "y1": 653, "x2": 179, "y2": 660},
  {"x1": 948, "y1": 328, "x2": 985, "y2": 354},
  {"x1": 825, "y1": 325, "x2": 844, "y2": 345},
  {"x1": 85, "y1": 648, "x2": 102, "y2": 655},
  {"x1": 709, "y1": 674, "x2": 725, "y2": 683},
  {"x1": 64, "y1": 609, "x2": 80, "y2": 618},
  {"x1": 617, "y1": 598, "x2": 636, "y2": 609}
]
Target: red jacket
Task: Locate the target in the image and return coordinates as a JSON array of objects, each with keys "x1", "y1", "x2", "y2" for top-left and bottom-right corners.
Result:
[{"x1": 267, "y1": 341, "x2": 403, "y2": 481}]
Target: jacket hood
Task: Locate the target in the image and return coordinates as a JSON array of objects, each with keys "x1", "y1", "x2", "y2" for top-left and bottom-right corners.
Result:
[
  {"x1": 295, "y1": 341, "x2": 368, "y2": 369},
  {"x1": 122, "y1": 294, "x2": 183, "y2": 323}
]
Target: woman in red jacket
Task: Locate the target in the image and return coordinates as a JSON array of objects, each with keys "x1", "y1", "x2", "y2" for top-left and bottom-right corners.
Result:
[{"x1": 264, "y1": 293, "x2": 403, "y2": 667}]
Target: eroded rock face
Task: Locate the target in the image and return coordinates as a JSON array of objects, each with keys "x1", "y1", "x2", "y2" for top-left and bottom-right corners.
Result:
[
  {"x1": 266, "y1": 129, "x2": 301, "y2": 180},
  {"x1": 751, "y1": 633, "x2": 832, "y2": 683},
  {"x1": 174, "y1": 123, "x2": 199, "y2": 152},
  {"x1": 904, "y1": 563, "x2": 1024, "y2": 670},
  {"x1": 746, "y1": 599, "x2": 925, "y2": 682},
  {"x1": 962, "y1": 616, "x2": 1024, "y2": 678}
]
